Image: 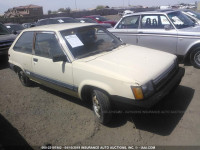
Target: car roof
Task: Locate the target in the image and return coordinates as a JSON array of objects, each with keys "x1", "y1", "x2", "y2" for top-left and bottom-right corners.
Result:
[
  {"x1": 38, "y1": 17, "x2": 74, "y2": 21},
  {"x1": 85, "y1": 15, "x2": 100, "y2": 17},
  {"x1": 22, "y1": 23, "x2": 98, "y2": 32},
  {"x1": 124, "y1": 10, "x2": 178, "y2": 17}
]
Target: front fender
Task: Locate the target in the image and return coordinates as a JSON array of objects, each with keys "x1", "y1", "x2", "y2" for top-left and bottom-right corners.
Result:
[{"x1": 78, "y1": 80, "x2": 115, "y2": 99}]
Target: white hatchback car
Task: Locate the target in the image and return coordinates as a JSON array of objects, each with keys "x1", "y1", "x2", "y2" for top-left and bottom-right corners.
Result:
[{"x1": 8, "y1": 23, "x2": 185, "y2": 124}]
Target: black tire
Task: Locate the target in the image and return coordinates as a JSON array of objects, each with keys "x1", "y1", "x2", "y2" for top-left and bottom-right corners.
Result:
[
  {"x1": 17, "y1": 70, "x2": 32, "y2": 87},
  {"x1": 91, "y1": 89, "x2": 112, "y2": 125},
  {"x1": 190, "y1": 48, "x2": 200, "y2": 69}
]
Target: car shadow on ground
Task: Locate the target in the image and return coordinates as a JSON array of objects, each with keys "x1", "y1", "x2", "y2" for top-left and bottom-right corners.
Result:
[
  {"x1": 0, "y1": 56, "x2": 9, "y2": 70},
  {"x1": 0, "y1": 114, "x2": 33, "y2": 150},
  {"x1": 109, "y1": 85, "x2": 195, "y2": 136},
  {"x1": 38, "y1": 84, "x2": 92, "y2": 109},
  {"x1": 37, "y1": 84, "x2": 194, "y2": 136}
]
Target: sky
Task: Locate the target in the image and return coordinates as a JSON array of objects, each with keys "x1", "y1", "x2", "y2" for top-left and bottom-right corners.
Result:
[{"x1": 0, "y1": 0, "x2": 197, "y2": 14}]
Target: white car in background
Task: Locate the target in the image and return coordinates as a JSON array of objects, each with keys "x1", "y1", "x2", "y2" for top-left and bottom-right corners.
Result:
[{"x1": 123, "y1": 10, "x2": 134, "y2": 16}]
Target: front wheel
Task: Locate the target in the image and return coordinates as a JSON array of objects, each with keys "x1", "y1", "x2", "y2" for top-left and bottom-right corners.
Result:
[
  {"x1": 18, "y1": 70, "x2": 32, "y2": 87},
  {"x1": 92, "y1": 89, "x2": 112, "y2": 125},
  {"x1": 190, "y1": 48, "x2": 200, "y2": 69}
]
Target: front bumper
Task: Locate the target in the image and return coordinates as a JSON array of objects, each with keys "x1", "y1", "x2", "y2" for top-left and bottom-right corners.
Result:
[{"x1": 111, "y1": 67, "x2": 185, "y2": 108}]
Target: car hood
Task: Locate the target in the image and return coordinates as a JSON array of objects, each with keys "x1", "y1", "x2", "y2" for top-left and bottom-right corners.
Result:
[
  {"x1": 0, "y1": 34, "x2": 16, "y2": 41},
  {"x1": 76, "y1": 45, "x2": 177, "y2": 85},
  {"x1": 178, "y1": 25, "x2": 200, "y2": 36}
]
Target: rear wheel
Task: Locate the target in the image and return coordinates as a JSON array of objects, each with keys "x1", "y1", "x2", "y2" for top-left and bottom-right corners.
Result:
[
  {"x1": 18, "y1": 70, "x2": 32, "y2": 87},
  {"x1": 190, "y1": 48, "x2": 200, "y2": 69},
  {"x1": 91, "y1": 89, "x2": 112, "y2": 124}
]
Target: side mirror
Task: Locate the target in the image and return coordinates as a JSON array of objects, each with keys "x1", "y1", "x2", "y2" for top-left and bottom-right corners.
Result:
[
  {"x1": 12, "y1": 30, "x2": 17, "y2": 35},
  {"x1": 164, "y1": 25, "x2": 172, "y2": 30},
  {"x1": 52, "y1": 54, "x2": 67, "y2": 62},
  {"x1": 30, "y1": 24, "x2": 35, "y2": 27}
]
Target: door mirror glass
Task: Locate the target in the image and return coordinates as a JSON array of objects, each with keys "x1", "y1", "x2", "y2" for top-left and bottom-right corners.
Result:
[
  {"x1": 12, "y1": 30, "x2": 17, "y2": 35},
  {"x1": 52, "y1": 54, "x2": 67, "y2": 62},
  {"x1": 164, "y1": 25, "x2": 172, "y2": 30}
]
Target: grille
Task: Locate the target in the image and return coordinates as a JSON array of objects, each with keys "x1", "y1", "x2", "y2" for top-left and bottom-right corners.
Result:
[
  {"x1": 0, "y1": 40, "x2": 14, "y2": 52},
  {"x1": 153, "y1": 61, "x2": 178, "y2": 91}
]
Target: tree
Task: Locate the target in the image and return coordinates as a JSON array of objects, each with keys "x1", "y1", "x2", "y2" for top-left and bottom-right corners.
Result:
[
  {"x1": 48, "y1": 10, "x2": 52, "y2": 14},
  {"x1": 58, "y1": 8, "x2": 65, "y2": 12},
  {"x1": 96, "y1": 5, "x2": 105, "y2": 10},
  {"x1": 57, "y1": 7, "x2": 71, "y2": 13}
]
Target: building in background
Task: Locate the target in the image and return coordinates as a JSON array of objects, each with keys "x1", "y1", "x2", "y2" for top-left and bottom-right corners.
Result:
[{"x1": 4, "y1": 4, "x2": 43, "y2": 18}]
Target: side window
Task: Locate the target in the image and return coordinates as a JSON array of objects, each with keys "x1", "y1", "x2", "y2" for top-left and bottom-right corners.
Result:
[
  {"x1": 13, "y1": 32, "x2": 34, "y2": 54},
  {"x1": 141, "y1": 15, "x2": 172, "y2": 29},
  {"x1": 34, "y1": 33, "x2": 64, "y2": 58},
  {"x1": 160, "y1": 16, "x2": 170, "y2": 25},
  {"x1": 117, "y1": 16, "x2": 140, "y2": 29},
  {"x1": 141, "y1": 15, "x2": 159, "y2": 29}
]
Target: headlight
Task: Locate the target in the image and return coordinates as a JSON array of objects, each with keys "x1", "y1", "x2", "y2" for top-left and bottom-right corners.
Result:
[
  {"x1": 131, "y1": 81, "x2": 155, "y2": 100},
  {"x1": 141, "y1": 81, "x2": 155, "y2": 98}
]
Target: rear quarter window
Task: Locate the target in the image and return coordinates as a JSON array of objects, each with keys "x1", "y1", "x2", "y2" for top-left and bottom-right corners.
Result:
[{"x1": 13, "y1": 31, "x2": 34, "y2": 54}]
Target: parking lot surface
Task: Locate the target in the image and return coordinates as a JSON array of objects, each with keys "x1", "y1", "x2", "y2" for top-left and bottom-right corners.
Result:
[{"x1": 0, "y1": 58, "x2": 200, "y2": 148}]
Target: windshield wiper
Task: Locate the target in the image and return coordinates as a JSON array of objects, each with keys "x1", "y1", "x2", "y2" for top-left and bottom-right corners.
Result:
[
  {"x1": 77, "y1": 50, "x2": 103, "y2": 59},
  {"x1": 104, "y1": 43, "x2": 124, "y2": 52}
]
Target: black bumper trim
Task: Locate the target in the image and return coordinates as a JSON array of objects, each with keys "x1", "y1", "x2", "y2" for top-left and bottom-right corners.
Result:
[{"x1": 111, "y1": 67, "x2": 185, "y2": 108}]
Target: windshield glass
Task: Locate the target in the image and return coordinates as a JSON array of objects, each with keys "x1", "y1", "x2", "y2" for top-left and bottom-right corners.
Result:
[
  {"x1": 51, "y1": 18, "x2": 79, "y2": 24},
  {"x1": 0, "y1": 24, "x2": 10, "y2": 35},
  {"x1": 167, "y1": 11, "x2": 195, "y2": 29},
  {"x1": 60, "y1": 26, "x2": 122, "y2": 59},
  {"x1": 95, "y1": 16, "x2": 109, "y2": 21},
  {"x1": 78, "y1": 18, "x2": 96, "y2": 23}
]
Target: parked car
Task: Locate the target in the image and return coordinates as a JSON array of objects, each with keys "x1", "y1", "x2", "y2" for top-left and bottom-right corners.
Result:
[
  {"x1": 182, "y1": 9, "x2": 200, "y2": 20},
  {"x1": 4, "y1": 23, "x2": 24, "y2": 34},
  {"x1": 123, "y1": 10, "x2": 134, "y2": 16},
  {"x1": 181, "y1": 10, "x2": 200, "y2": 25},
  {"x1": 8, "y1": 23, "x2": 185, "y2": 124},
  {"x1": 109, "y1": 10, "x2": 200, "y2": 68},
  {"x1": 36, "y1": 17, "x2": 79, "y2": 26},
  {"x1": 84, "y1": 15, "x2": 116, "y2": 27},
  {"x1": 76, "y1": 18, "x2": 112, "y2": 28},
  {"x1": 22, "y1": 23, "x2": 36, "y2": 28},
  {"x1": 0, "y1": 23, "x2": 16, "y2": 57}
]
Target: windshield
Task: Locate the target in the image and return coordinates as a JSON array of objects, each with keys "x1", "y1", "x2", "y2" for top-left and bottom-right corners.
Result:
[
  {"x1": 78, "y1": 18, "x2": 96, "y2": 23},
  {"x1": 60, "y1": 26, "x2": 122, "y2": 59},
  {"x1": 0, "y1": 24, "x2": 10, "y2": 35},
  {"x1": 167, "y1": 11, "x2": 195, "y2": 29},
  {"x1": 95, "y1": 16, "x2": 109, "y2": 21},
  {"x1": 50, "y1": 18, "x2": 79, "y2": 24},
  {"x1": 6, "y1": 24, "x2": 24, "y2": 31}
]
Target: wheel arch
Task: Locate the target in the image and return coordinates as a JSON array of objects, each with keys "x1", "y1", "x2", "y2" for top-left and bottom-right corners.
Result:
[
  {"x1": 78, "y1": 80, "x2": 114, "y2": 101},
  {"x1": 184, "y1": 42, "x2": 200, "y2": 62},
  {"x1": 13, "y1": 65, "x2": 23, "y2": 73}
]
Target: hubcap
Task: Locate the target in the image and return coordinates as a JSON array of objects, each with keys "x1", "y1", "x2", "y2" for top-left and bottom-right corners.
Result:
[
  {"x1": 92, "y1": 95, "x2": 101, "y2": 118},
  {"x1": 194, "y1": 51, "x2": 200, "y2": 66}
]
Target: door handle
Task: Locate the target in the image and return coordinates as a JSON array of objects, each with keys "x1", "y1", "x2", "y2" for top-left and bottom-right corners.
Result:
[
  {"x1": 33, "y1": 58, "x2": 38, "y2": 62},
  {"x1": 138, "y1": 32, "x2": 143, "y2": 34}
]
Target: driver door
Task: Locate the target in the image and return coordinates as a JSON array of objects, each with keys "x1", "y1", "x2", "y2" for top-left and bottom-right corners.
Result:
[
  {"x1": 138, "y1": 14, "x2": 178, "y2": 54},
  {"x1": 32, "y1": 32, "x2": 76, "y2": 95}
]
